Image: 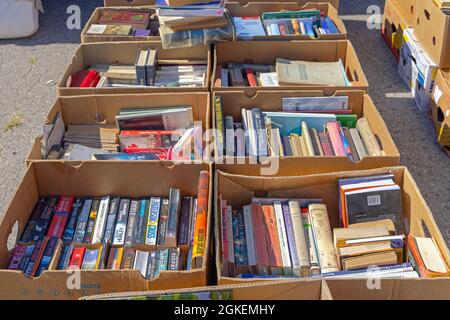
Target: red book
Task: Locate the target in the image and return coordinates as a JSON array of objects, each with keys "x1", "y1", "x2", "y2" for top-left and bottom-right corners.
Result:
[
  {"x1": 98, "y1": 10, "x2": 151, "y2": 29},
  {"x1": 79, "y1": 70, "x2": 100, "y2": 88},
  {"x1": 326, "y1": 122, "x2": 346, "y2": 156},
  {"x1": 191, "y1": 171, "x2": 210, "y2": 269},
  {"x1": 251, "y1": 204, "x2": 270, "y2": 269},
  {"x1": 245, "y1": 68, "x2": 258, "y2": 87},
  {"x1": 261, "y1": 205, "x2": 282, "y2": 271},
  {"x1": 69, "y1": 248, "x2": 86, "y2": 269},
  {"x1": 47, "y1": 197, "x2": 74, "y2": 239},
  {"x1": 123, "y1": 147, "x2": 169, "y2": 159},
  {"x1": 318, "y1": 132, "x2": 335, "y2": 156}
]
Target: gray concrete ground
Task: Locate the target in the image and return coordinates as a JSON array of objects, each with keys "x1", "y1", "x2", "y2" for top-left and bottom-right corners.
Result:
[{"x1": 0, "y1": 1, "x2": 449, "y2": 244}]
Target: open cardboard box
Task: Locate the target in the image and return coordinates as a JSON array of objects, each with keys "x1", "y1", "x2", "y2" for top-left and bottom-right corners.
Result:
[
  {"x1": 381, "y1": 0, "x2": 413, "y2": 61},
  {"x1": 214, "y1": 166, "x2": 450, "y2": 286},
  {"x1": 80, "y1": 278, "x2": 332, "y2": 300},
  {"x1": 81, "y1": 7, "x2": 161, "y2": 44},
  {"x1": 57, "y1": 42, "x2": 211, "y2": 96},
  {"x1": 103, "y1": 0, "x2": 340, "y2": 10},
  {"x1": 212, "y1": 90, "x2": 400, "y2": 176},
  {"x1": 212, "y1": 40, "x2": 368, "y2": 93},
  {"x1": 0, "y1": 161, "x2": 213, "y2": 300},
  {"x1": 26, "y1": 92, "x2": 210, "y2": 164},
  {"x1": 430, "y1": 69, "x2": 450, "y2": 152},
  {"x1": 227, "y1": 2, "x2": 346, "y2": 41},
  {"x1": 414, "y1": 0, "x2": 450, "y2": 68}
]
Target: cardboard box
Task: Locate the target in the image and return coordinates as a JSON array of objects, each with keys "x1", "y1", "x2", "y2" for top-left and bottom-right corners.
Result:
[
  {"x1": 414, "y1": 0, "x2": 450, "y2": 68},
  {"x1": 212, "y1": 90, "x2": 400, "y2": 175},
  {"x1": 398, "y1": 28, "x2": 438, "y2": 112},
  {"x1": 227, "y1": 2, "x2": 346, "y2": 41},
  {"x1": 212, "y1": 40, "x2": 368, "y2": 94},
  {"x1": 80, "y1": 279, "x2": 332, "y2": 300},
  {"x1": 0, "y1": 161, "x2": 213, "y2": 299},
  {"x1": 81, "y1": 7, "x2": 160, "y2": 44},
  {"x1": 381, "y1": 0, "x2": 413, "y2": 60},
  {"x1": 430, "y1": 69, "x2": 450, "y2": 152},
  {"x1": 103, "y1": 0, "x2": 340, "y2": 10},
  {"x1": 57, "y1": 42, "x2": 211, "y2": 96},
  {"x1": 26, "y1": 92, "x2": 210, "y2": 164},
  {"x1": 214, "y1": 166, "x2": 450, "y2": 285},
  {"x1": 327, "y1": 278, "x2": 450, "y2": 300}
]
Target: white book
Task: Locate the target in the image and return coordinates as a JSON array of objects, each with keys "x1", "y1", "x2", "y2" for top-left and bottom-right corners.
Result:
[
  {"x1": 92, "y1": 196, "x2": 110, "y2": 244},
  {"x1": 302, "y1": 208, "x2": 320, "y2": 274},
  {"x1": 289, "y1": 201, "x2": 311, "y2": 276},
  {"x1": 346, "y1": 234, "x2": 405, "y2": 246},
  {"x1": 87, "y1": 24, "x2": 107, "y2": 35},
  {"x1": 145, "y1": 197, "x2": 161, "y2": 246},
  {"x1": 282, "y1": 96, "x2": 349, "y2": 111},
  {"x1": 350, "y1": 128, "x2": 368, "y2": 159},
  {"x1": 133, "y1": 250, "x2": 150, "y2": 278},
  {"x1": 242, "y1": 206, "x2": 256, "y2": 267},
  {"x1": 246, "y1": 109, "x2": 258, "y2": 157},
  {"x1": 273, "y1": 201, "x2": 292, "y2": 276}
]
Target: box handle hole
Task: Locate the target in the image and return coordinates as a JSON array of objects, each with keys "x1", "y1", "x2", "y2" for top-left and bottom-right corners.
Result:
[{"x1": 7, "y1": 221, "x2": 19, "y2": 251}]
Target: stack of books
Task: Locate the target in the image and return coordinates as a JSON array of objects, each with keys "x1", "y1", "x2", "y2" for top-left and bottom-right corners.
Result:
[
  {"x1": 219, "y1": 174, "x2": 450, "y2": 279},
  {"x1": 233, "y1": 9, "x2": 340, "y2": 39},
  {"x1": 67, "y1": 50, "x2": 207, "y2": 89},
  {"x1": 7, "y1": 171, "x2": 210, "y2": 278},
  {"x1": 214, "y1": 96, "x2": 382, "y2": 160},
  {"x1": 42, "y1": 105, "x2": 204, "y2": 161},
  {"x1": 156, "y1": 0, "x2": 234, "y2": 48},
  {"x1": 86, "y1": 9, "x2": 160, "y2": 37},
  {"x1": 215, "y1": 59, "x2": 350, "y2": 87}
]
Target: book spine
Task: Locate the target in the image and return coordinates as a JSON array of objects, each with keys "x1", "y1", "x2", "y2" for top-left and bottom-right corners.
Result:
[
  {"x1": 261, "y1": 205, "x2": 283, "y2": 275},
  {"x1": 36, "y1": 237, "x2": 60, "y2": 276},
  {"x1": 21, "y1": 198, "x2": 47, "y2": 243},
  {"x1": 289, "y1": 201, "x2": 310, "y2": 276},
  {"x1": 178, "y1": 197, "x2": 192, "y2": 245},
  {"x1": 73, "y1": 199, "x2": 93, "y2": 243},
  {"x1": 191, "y1": 171, "x2": 210, "y2": 269},
  {"x1": 302, "y1": 208, "x2": 320, "y2": 274},
  {"x1": 274, "y1": 201, "x2": 292, "y2": 276},
  {"x1": 106, "y1": 247, "x2": 124, "y2": 270},
  {"x1": 103, "y1": 196, "x2": 120, "y2": 244},
  {"x1": 157, "y1": 198, "x2": 170, "y2": 247},
  {"x1": 155, "y1": 249, "x2": 169, "y2": 277},
  {"x1": 82, "y1": 249, "x2": 100, "y2": 271},
  {"x1": 278, "y1": 22, "x2": 288, "y2": 35},
  {"x1": 113, "y1": 198, "x2": 131, "y2": 246},
  {"x1": 245, "y1": 68, "x2": 258, "y2": 87},
  {"x1": 281, "y1": 201, "x2": 301, "y2": 276},
  {"x1": 232, "y1": 210, "x2": 248, "y2": 266},
  {"x1": 135, "y1": 56, "x2": 147, "y2": 86},
  {"x1": 146, "y1": 251, "x2": 158, "y2": 279},
  {"x1": 62, "y1": 198, "x2": 83, "y2": 243},
  {"x1": 166, "y1": 188, "x2": 181, "y2": 248},
  {"x1": 220, "y1": 199, "x2": 229, "y2": 263},
  {"x1": 356, "y1": 118, "x2": 382, "y2": 156},
  {"x1": 92, "y1": 196, "x2": 111, "y2": 244},
  {"x1": 291, "y1": 19, "x2": 301, "y2": 35},
  {"x1": 318, "y1": 132, "x2": 335, "y2": 156},
  {"x1": 339, "y1": 126, "x2": 354, "y2": 161},
  {"x1": 24, "y1": 238, "x2": 48, "y2": 277},
  {"x1": 33, "y1": 197, "x2": 58, "y2": 241},
  {"x1": 327, "y1": 122, "x2": 346, "y2": 156},
  {"x1": 8, "y1": 245, "x2": 26, "y2": 270},
  {"x1": 133, "y1": 251, "x2": 150, "y2": 277},
  {"x1": 57, "y1": 244, "x2": 74, "y2": 270},
  {"x1": 309, "y1": 204, "x2": 339, "y2": 273},
  {"x1": 225, "y1": 206, "x2": 235, "y2": 265},
  {"x1": 224, "y1": 116, "x2": 235, "y2": 157},
  {"x1": 168, "y1": 247, "x2": 181, "y2": 271},
  {"x1": 269, "y1": 22, "x2": 281, "y2": 35},
  {"x1": 251, "y1": 204, "x2": 270, "y2": 274},
  {"x1": 134, "y1": 199, "x2": 150, "y2": 245},
  {"x1": 252, "y1": 108, "x2": 268, "y2": 157},
  {"x1": 188, "y1": 198, "x2": 198, "y2": 245},
  {"x1": 125, "y1": 200, "x2": 139, "y2": 245},
  {"x1": 69, "y1": 247, "x2": 86, "y2": 269},
  {"x1": 214, "y1": 96, "x2": 225, "y2": 155},
  {"x1": 84, "y1": 198, "x2": 100, "y2": 244},
  {"x1": 325, "y1": 16, "x2": 339, "y2": 33},
  {"x1": 242, "y1": 205, "x2": 256, "y2": 267},
  {"x1": 19, "y1": 244, "x2": 36, "y2": 272},
  {"x1": 121, "y1": 248, "x2": 136, "y2": 270},
  {"x1": 47, "y1": 196, "x2": 74, "y2": 239},
  {"x1": 146, "y1": 197, "x2": 161, "y2": 246}
]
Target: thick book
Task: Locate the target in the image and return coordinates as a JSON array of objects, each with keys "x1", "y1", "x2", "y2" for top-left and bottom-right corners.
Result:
[
  {"x1": 281, "y1": 201, "x2": 301, "y2": 276},
  {"x1": 166, "y1": 189, "x2": 181, "y2": 248},
  {"x1": 408, "y1": 236, "x2": 450, "y2": 278},
  {"x1": 178, "y1": 197, "x2": 193, "y2": 245},
  {"x1": 273, "y1": 201, "x2": 292, "y2": 276},
  {"x1": 242, "y1": 205, "x2": 257, "y2": 269},
  {"x1": 113, "y1": 198, "x2": 131, "y2": 246},
  {"x1": 82, "y1": 249, "x2": 101, "y2": 271},
  {"x1": 134, "y1": 199, "x2": 150, "y2": 244},
  {"x1": 261, "y1": 205, "x2": 283, "y2": 275},
  {"x1": 69, "y1": 247, "x2": 86, "y2": 269},
  {"x1": 92, "y1": 196, "x2": 111, "y2": 244},
  {"x1": 124, "y1": 200, "x2": 139, "y2": 245},
  {"x1": 146, "y1": 197, "x2": 161, "y2": 246},
  {"x1": 157, "y1": 198, "x2": 170, "y2": 246},
  {"x1": 62, "y1": 198, "x2": 83, "y2": 243},
  {"x1": 135, "y1": 50, "x2": 148, "y2": 86},
  {"x1": 356, "y1": 118, "x2": 382, "y2": 156},
  {"x1": 349, "y1": 128, "x2": 368, "y2": 160},
  {"x1": 250, "y1": 204, "x2": 270, "y2": 275},
  {"x1": 73, "y1": 199, "x2": 93, "y2": 243},
  {"x1": 103, "y1": 196, "x2": 120, "y2": 244},
  {"x1": 308, "y1": 204, "x2": 339, "y2": 273},
  {"x1": 276, "y1": 59, "x2": 349, "y2": 86},
  {"x1": 33, "y1": 196, "x2": 58, "y2": 242},
  {"x1": 288, "y1": 201, "x2": 310, "y2": 276},
  {"x1": 232, "y1": 210, "x2": 248, "y2": 267},
  {"x1": 341, "y1": 251, "x2": 398, "y2": 271},
  {"x1": 47, "y1": 196, "x2": 74, "y2": 239},
  {"x1": 83, "y1": 198, "x2": 101, "y2": 244},
  {"x1": 134, "y1": 251, "x2": 150, "y2": 277},
  {"x1": 334, "y1": 226, "x2": 391, "y2": 248},
  {"x1": 191, "y1": 171, "x2": 210, "y2": 269},
  {"x1": 98, "y1": 10, "x2": 151, "y2": 29}
]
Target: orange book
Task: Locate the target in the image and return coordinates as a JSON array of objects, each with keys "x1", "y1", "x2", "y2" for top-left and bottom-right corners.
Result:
[
  {"x1": 408, "y1": 235, "x2": 450, "y2": 278},
  {"x1": 261, "y1": 205, "x2": 283, "y2": 273},
  {"x1": 191, "y1": 171, "x2": 210, "y2": 269},
  {"x1": 251, "y1": 204, "x2": 270, "y2": 270}
]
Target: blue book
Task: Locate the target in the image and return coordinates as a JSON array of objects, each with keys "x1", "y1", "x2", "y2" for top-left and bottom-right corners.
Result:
[
  {"x1": 156, "y1": 0, "x2": 223, "y2": 9},
  {"x1": 301, "y1": 18, "x2": 316, "y2": 38},
  {"x1": 62, "y1": 198, "x2": 83, "y2": 243},
  {"x1": 269, "y1": 23, "x2": 281, "y2": 35},
  {"x1": 324, "y1": 16, "x2": 339, "y2": 34},
  {"x1": 262, "y1": 112, "x2": 336, "y2": 136},
  {"x1": 233, "y1": 16, "x2": 266, "y2": 39},
  {"x1": 339, "y1": 125, "x2": 354, "y2": 162},
  {"x1": 315, "y1": 263, "x2": 413, "y2": 278},
  {"x1": 251, "y1": 108, "x2": 268, "y2": 158},
  {"x1": 320, "y1": 17, "x2": 332, "y2": 34},
  {"x1": 232, "y1": 210, "x2": 248, "y2": 266}
]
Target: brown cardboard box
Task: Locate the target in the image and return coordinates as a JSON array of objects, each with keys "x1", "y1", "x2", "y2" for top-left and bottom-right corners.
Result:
[
  {"x1": 227, "y1": 2, "x2": 346, "y2": 40},
  {"x1": 212, "y1": 40, "x2": 368, "y2": 93},
  {"x1": 430, "y1": 69, "x2": 450, "y2": 152},
  {"x1": 414, "y1": 0, "x2": 450, "y2": 68},
  {"x1": 212, "y1": 90, "x2": 400, "y2": 175},
  {"x1": 327, "y1": 278, "x2": 450, "y2": 300},
  {"x1": 26, "y1": 92, "x2": 210, "y2": 164},
  {"x1": 81, "y1": 7, "x2": 160, "y2": 44},
  {"x1": 57, "y1": 42, "x2": 211, "y2": 96},
  {"x1": 381, "y1": 0, "x2": 413, "y2": 60},
  {"x1": 103, "y1": 0, "x2": 340, "y2": 10},
  {"x1": 0, "y1": 161, "x2": 213, "y2": 299},
  {"x1": 80, "y1": 278, "x2": 332, "y2": 300},
  {"x1": 214, "y1": 166, "x2": 450, "y2": 285}
]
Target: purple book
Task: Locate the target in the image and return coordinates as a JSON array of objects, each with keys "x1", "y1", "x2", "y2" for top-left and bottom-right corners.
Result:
[
  {"x1": 281, "y1": 202, "x2": 300, "y2": 274},
  {"x1": 134, "y1": 29, "x2": 152, "y2": 37},
  {"x1": 178, "y1": 197, "x2": 193, "y2": 245}
]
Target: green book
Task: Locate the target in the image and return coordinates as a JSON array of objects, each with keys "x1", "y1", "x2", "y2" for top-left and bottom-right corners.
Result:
[{"x1": 337, "y1": 114, "x2": 358, "y2": 129}]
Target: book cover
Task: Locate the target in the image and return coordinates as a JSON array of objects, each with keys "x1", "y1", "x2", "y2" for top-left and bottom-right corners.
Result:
[
  {"x1": 57, "y1": 244, "x2": 74, "y2": 270},
  {"x1": 282, "y1": 96, "x2": 349, "y2": 112},
  {"x1": 133, "y1": 250, "x2": 150, "y2": 277},
  {"x1": 113, "y1": 198, "x2": 131, "y2": 246},
  {"x1": 157, "y1": 198, "x2": 170, "y2": 246},
  {"x1": 178, "y1": 197, "x2": 193, "y2": 245},
  {"x1": 281, "y1": 201, "x2": 301, "y2": 276},
  {"x1": 232, "y1": 210, "x2": 248, "y2": 267},
  {"x1": 261, "y1": 205, "x2": 283, "y2": 275},
  {"x1": 250, "y1": 204, "x2": 270, "y2": 275},
  {"x1": 103, "y1": 196, "x2": 120, "y2": 244},
  {"x1": 233, "y1": 16, "x2": 266, "y2": 39},
  {"x1": 69, "y1": 247, "x2": 86, "y2": 269},
  {"x1": 84, "y1": 198, "x2": 100, "y2": 244},
  {"x1": 135, "y1": 49, "x2": 148, "y2": 86},
  {"x1": 146, "y1": 197, "x2": 161, "y2": 246},
  {"x1": 356, "y1": 118, "x2": 382, "y2": 156},
  {"x1": 21, "y1": 198, "x2": 48, "y2": 243},
  {"x1": 191, "y1": 171, "x2": 210, "y2": 269},
  {"x1": 47, "y1": 196, "x2": 74, "y2": 239},
  {"x1": 146, "y1": 251, "x2": 158, "y2": 279},
  {"x1": 344, "y1": 127, "x2": 360, "y2": 162},
  {"x1": 168, "y1": 248, "x2": 181, "y2": 271},
  {"x1": 33, "y1": 196, "x2": 58, "y2": 242},
  {"x1": 263, "y1": 111, "x2": 336, "y2": 136},
  {"x1": 7, "y1": 245, "x2": 27, "y2": 270},
  {"x1": 349, "y1": 128, "x2": 368, "y2": 160},
  {"x1": 82, "y1": 249, "x2": 100, "y2": 271},
  {"x1": 134, "y1": 199, "x2": 150, "y2": 245},
  {"x1": 318, "y1": 132, "x2": 335, "y2": 156},
  {"x1": 106, "y1": 247, "x2": 124, "y2": 270},
  {"x1": 98, "y1": 10, "x2": 151, "y2": 29},
  {"x1": 225, "y1": 205, "x2": 235, "y2": 266},
  {"x1": 155, "y1": 249, "x2": 169, "y2": 277},
  {"x1": 73, "y1": 199, "x2": 93, "y2": 243},
  {"x1": 166, "y1": 189, "x2": 181, "y2": 248},
  {"x1": 301, "y1": 208, "x2": 320, "y2": 274},
  {"x1": 242, "y1": 205, "x2": 256, "y2": 268},
  {"x1": 125, "y1": 200, "x2": 139, "y2": 245},
  {"x1": 62, "y1": 198, "x2": 83, "y2": 243},
  {"x1": 326, "y1": 122, "x2": 346, "y2": 156},
  {"x1": 220, "y1": 198, "x2": 229, "y2": 268},
  {"x1": 289, "y1": 201, "x2": 310, "y2": 276},
  {"x1": 121, "y1": 248, "x2": 136, "y2": 270},
  {"x1": 92, "y1": 196, "x2": 110, "y2": 244}
]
